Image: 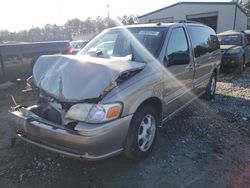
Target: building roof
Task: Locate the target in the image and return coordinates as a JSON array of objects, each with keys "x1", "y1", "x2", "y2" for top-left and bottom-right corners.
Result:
[{"x1": 138, "y1": 1, "x2": 248, "y2": 18}]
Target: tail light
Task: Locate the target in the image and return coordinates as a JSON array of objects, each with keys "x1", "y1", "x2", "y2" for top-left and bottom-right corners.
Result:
[{"x1": 67, "y1": 44, "x2": 72, "y2": 54}]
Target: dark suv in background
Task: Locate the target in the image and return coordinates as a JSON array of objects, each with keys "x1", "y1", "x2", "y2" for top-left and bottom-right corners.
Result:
[{"x1": 218, "y1": 30, "x2": 250, "y2": 73}]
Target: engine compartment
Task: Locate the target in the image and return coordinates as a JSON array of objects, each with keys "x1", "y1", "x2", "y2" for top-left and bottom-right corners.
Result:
[{"x1": 27, "y1": 93, "x2": 82, "y2": 130}]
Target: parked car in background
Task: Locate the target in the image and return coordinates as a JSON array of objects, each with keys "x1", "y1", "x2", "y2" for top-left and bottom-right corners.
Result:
[
  {"x1": 0, "y1": 41, "x2": 72, "y2": 83},
  {"x1": 242, "y1": 30, "x2": 250, "y2": 48},
  {"x1": 70, "y1": 40, "x2": 88, "y2": 55},
  {"x1": 8, "y1": 22, "x2": 221, "y2": 161},
  {"x1": 217, "y1": 30, "x2": 250, "y2": 74}
]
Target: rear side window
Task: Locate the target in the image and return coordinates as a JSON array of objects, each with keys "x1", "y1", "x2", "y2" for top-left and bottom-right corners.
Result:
[
  {"x1": 218, "y1": 34, "x2": 243, "y2": 46},
  {"x1": 188, "y1": 26, "x2": 220, "y2": 58}
]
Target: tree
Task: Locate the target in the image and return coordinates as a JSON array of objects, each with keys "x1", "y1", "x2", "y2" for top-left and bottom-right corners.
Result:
[
  {"x1": 232, "y1": 0, "x2": 243, "y2": 4},
  {"x1": 0, "y1": 15, "x2": 138, "y2": 42},
  {"x1": 28, "y1": 27, "x2": 43, "y2": 42},
  {"x1": 117, "y1": 15, "x2": 138, "y2": 25},
  {"x1": 243, "y1": 0, "x2": 250, "y2": 15},
  {"x1": 95, "y1": 16, "x2": 106, "y2": 33},
  {"x1": 232, "y1": 0, "x2": 250, "y2": 15}
]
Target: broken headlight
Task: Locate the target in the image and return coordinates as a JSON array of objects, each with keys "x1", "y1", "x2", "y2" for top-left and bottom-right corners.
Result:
[{"x1": 65, "y1": 103, "x2": 122, "y2": 123}]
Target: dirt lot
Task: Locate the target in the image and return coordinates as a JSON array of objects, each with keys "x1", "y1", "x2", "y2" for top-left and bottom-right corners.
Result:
[{"x1": 0, "y1": 67, "x2": 250, "y2": 188}]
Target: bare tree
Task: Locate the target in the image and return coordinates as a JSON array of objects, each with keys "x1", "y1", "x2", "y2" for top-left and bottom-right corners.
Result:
[{"x1": 0, "y1": 15, "x2": 138, "y2": 42}]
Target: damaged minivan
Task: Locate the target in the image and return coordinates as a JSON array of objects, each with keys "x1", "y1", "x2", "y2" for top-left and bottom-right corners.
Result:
[{"x1": 8, "y1": 22, "x2": 221, "y2": 160}]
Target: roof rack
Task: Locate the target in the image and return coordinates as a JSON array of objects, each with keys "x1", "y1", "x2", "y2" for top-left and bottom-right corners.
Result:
[
  {"x1": 177, "y1": 20, "x2": 200, "y2": 24},
  {"x1": 156, "y1": 19, "x2": 203, "y2": 25}
]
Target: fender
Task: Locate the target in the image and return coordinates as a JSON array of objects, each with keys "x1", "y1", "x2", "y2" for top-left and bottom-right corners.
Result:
[{"x1": 128, "y1": 90, "x2": 162, "y2": 115}]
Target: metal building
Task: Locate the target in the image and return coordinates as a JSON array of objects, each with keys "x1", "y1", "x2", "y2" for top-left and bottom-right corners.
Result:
[{"x1": 138, "y1": 2, "x2": 248, "y2": 33}]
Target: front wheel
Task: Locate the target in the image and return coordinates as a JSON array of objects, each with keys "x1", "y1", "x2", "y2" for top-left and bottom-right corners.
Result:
[
  {"x1": 123, "y1": 106, "x2": 159, "y2": 160},
  {"x1": 204, "y1": 72, "x2": 217, "y2": 100}
]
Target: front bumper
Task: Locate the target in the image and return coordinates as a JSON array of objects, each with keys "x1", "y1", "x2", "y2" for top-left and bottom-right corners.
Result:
[
  {"x1": 221, "y1": 54, "x2": 243, "y2": 68},
  {"x1": 8, "y1": 108, "x2": 132, "y2": 160}
]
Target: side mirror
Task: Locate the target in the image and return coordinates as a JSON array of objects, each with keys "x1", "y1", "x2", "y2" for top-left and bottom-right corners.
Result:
[{"x1": 167, "y1": 52, "x2": 190, "y2": 67}]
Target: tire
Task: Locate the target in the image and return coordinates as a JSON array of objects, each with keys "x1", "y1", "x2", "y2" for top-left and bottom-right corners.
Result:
[
  {"x1": 204, "y1": 72, "x2": 217, "y2": 100},
  {"x1": 243, "y1": 56, "x2": 246, "y2": 67},
  {"x1": 123, "y1": 105, "x2": 159, "y2": 160},
  {"x1": 236, "y1": 61, "x2": 243, "y2": 74}
]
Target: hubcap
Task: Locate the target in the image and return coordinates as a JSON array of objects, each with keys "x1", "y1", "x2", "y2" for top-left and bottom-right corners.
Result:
[
  {"x1": 210, "y1": 76, "x2": 216, "y2": 96},
  {"x1": 137, "y1": 114, "x2": 156, "y2": 152}
]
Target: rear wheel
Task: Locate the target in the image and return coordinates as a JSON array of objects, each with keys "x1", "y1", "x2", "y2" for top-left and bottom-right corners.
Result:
[
  {"x1": 124, "y1": 105, "x2": 159, "y2": 160},
  {"x1": 243, "y1": 56, "x2": 246, "y2": 67},
  {"x1": 204, "y1": 72, "x2": 217, "y2": 100}
]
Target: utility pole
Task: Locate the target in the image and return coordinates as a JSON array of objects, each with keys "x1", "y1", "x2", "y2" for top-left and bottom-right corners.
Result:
[{"x1": 106, "y1": 4, "x2": 110, "y2": 20}]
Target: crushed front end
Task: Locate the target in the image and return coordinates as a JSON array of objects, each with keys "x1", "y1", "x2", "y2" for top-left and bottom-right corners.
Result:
[
  {"x1": 8, "y1": 93, "x2": 132, "y2": 160},
  {"x1": 7, "y1": 55, "x2": 145, "y2": 160}
]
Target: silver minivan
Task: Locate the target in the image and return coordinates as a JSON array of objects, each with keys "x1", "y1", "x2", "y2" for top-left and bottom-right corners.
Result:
[{"x1": 8, "y1": 22, "x2": 221, "y2": 160}]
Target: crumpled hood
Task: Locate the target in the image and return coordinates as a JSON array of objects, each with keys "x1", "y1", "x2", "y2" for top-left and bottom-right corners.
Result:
[{"x1": 33, "y1": 55, "x2": 145, "y2": 102}]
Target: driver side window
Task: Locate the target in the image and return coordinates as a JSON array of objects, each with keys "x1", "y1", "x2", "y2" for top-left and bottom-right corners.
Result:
[{"x1": 166, "y1": 27, "x2": 189, "y2": 58}]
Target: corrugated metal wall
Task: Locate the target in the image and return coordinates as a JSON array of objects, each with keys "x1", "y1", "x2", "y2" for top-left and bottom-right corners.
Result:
[{"x1": 139, "y1": 3, "x2": 247, "y2": 33}]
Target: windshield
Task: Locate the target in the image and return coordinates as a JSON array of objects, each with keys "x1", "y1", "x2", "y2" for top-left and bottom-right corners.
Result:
[
  {"x1": 79, "y1": 27, "x2": 166, "y2": 62},
  {"x1": 218, "y1": 34, "x2": 243, "y2": 46}
]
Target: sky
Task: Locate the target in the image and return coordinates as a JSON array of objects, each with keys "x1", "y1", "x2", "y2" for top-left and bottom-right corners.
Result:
[{"x1": 0, "y1": 0, "x2": 230, "y2": 32}]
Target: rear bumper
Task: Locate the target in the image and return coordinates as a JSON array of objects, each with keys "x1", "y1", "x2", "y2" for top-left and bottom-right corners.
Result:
[{"x1": 8, "y1": 108, "x2": 132, "y2": 160}]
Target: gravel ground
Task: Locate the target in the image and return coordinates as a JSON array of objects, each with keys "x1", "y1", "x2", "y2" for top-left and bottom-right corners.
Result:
[{"x1": 0, "y1": 67, "x2": 250, "y2": 188}]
